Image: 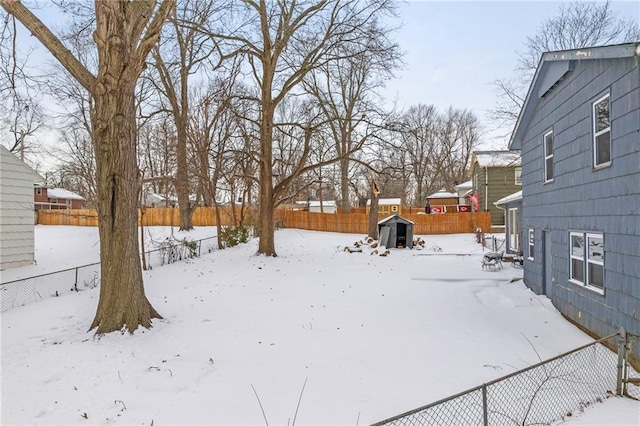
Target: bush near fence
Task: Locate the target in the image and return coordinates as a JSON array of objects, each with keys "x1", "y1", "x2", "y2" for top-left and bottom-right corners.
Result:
[{"x1": 38, "y1": 207, "x2": 492, "y2": 234}]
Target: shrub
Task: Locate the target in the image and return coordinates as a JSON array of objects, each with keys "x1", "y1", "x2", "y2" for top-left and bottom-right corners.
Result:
[{"x1": 220, "y1": 225, "x2": 250, "y2": 248}]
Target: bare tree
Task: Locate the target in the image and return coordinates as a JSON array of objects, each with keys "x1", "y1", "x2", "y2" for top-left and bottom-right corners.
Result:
[
  {"x1": 210, "y1": 0, "x2": 399, "y2": 256},
  {"x1": 149, "y1": 0, "x2": 218, "y2": 230},
  {"x1": 1, "y1": 0, "x2": 174, "y2": 334},
  {"x1": 490, "y1": 0, "x2": 640, "y2": 136}
]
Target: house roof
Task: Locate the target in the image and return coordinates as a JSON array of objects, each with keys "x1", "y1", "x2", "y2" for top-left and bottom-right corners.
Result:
[
  {"x1": 378, "y1": 214, "x2": 414, "y2": 225},
  {"x1": 0, "y1": 145, "x2": 44, "y2": 182},
  {"x1": 427, "y1": 189, "x2": 458, "y2": 199},
  {"x1": 47, "y1": 188, "x2": 86, "y2": 201},
  {"x1": 473, "y1": 151, "x2": 521, "y2": 168},
  {"x1": 454, "y1": 180, "x2": 472, "y2": 190},
  {"x1": 510, "y1": 42, "x2": 640, "y2": 150},
  {"x1": 494, "y1": 190, "x2": 523, "y2": 206},
  {"x1": 366, "y1": 198, "x2": 401, "y2": 206}
]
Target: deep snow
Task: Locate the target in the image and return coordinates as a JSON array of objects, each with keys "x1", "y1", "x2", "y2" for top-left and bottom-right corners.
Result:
[{"x1": 1, "y1": 226, "x2": 638, "y2": 425}]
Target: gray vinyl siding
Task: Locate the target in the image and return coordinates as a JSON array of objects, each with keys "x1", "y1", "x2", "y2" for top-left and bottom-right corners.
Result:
[
  {"x1": 473, "y1": 166, "x2": 521, "y2": 226},
  {"x1": 519, "y1": 56, "x2": 639, "y2": 357}
]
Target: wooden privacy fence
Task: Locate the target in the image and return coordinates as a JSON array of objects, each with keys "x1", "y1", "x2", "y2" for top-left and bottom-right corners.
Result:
[
  {"x1": 37, "y1": 207, "x2": 491, "y2": 235},
  {"x1": 282, "y1": 210, "x2": 491, "y2": 235},
  {"x1": 37, "y1": 207, "x2": 248, "y2": 227}
]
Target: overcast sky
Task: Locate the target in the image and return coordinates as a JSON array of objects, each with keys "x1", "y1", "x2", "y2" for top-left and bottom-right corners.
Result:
[{"x1": 384, "y1": 0, "x2": 640, "y2": 148}]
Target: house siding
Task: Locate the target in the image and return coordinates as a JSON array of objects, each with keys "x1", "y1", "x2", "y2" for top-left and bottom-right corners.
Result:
[
  {"x1": 519, "y1": 56, "x2": 640, "y2": 362},
  {"x1": 0, "y1": 148, "x2": 39, "y2": 269},
  {"x1": 472, "y1": 166, "x2": 521, "y2": 226}
]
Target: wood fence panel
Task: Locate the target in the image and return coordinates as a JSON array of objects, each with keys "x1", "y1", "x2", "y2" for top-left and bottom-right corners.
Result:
[{"x1": 37, "y1": 207, "x2": 491, "y2": 235}]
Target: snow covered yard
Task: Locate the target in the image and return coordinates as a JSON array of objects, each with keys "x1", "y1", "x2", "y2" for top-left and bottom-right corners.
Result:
[{"x1": 1, "y1": 227, "x2": 638, "y2": 425}]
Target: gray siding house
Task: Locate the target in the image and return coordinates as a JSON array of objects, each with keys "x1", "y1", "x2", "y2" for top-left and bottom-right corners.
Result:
[{"x1": 510, "y1": 43, "x2": 640, "y2": 366}]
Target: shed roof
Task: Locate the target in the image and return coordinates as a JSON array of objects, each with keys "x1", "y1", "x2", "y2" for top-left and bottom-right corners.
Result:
[
  {"x1": 378, "y1": 214, "x2": 414, "y2": 225},
  {"x1": 366, "y1": 198, "x2": 401, "y2": 206},
  {"x1": 510, "y1": 42, "x2": 640, "y2": 150},
  {"x1": 495, "y1": 190, "x2": 523, "y2": 206}
]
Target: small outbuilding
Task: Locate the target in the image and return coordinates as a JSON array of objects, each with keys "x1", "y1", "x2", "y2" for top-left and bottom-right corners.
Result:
[
  {"x1": 308, "y1": 200, "x2": 337, "y2": 214},
  {"x1": 378, "y1": 214, "x2": 414, "y2": 249}
]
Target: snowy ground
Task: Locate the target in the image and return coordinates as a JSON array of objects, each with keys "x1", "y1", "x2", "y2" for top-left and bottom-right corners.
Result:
[{"x1": 1, "y1": 226, "x2": 638, "y2": 425}]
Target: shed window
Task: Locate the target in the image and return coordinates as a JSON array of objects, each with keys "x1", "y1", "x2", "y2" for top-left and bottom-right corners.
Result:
[
  {"x1": 569, "y1": 231, "x2": 604, "y2": 293},
  {"x1": 544, "y1": 130, "x2": 554, "y2": 182},
  {"x1": 593, "y1": 94, "x2": 611, "y2": 167},
  {"x1": 35, "y1": 187, "x2": 42, "y2": 195}
]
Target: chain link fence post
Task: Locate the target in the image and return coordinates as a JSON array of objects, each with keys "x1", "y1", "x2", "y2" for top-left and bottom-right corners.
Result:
[
  {"x1": 616, "y1": 327, "x2": 627, "y2": 396},
  {"x1": 481, "y1": 384, "x2": 488, "y2": 426}
]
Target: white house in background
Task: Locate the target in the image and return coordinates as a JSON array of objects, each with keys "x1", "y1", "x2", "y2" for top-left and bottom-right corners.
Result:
[
  {"x1": 0, "y1": 145, "x2": 44, "y2": 270},
  {"x1": 453, "y1": 180, "x2": 473, "y2": 204},
  {"x1": 308, "y1": 200, "x2": 337, "y2": 214}
]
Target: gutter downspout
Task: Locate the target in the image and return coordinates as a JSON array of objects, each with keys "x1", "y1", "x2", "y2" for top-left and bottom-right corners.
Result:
[{"x1": 484, "y1": 167, "x2": 489, "y2": 212}]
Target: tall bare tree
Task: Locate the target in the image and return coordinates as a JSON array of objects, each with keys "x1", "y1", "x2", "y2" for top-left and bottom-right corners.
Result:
[
  {"x1": 1, "y1": 0, "x2": 174, "y2": 334},
  {"x1": 210, "y1": 0, "x2": 398, "y2": 256},
  {"x1": 490, "y1": 0, "x2": 640, "y2": 136},
  {"x1": 149, "y1": 0, "x2": 218, "y2": 230}
]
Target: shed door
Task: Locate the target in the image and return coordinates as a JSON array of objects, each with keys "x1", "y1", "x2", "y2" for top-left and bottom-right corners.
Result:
[
  {"x1": 379, "y1": 226, "x2": 391, "y2": 248},
  {"x1": 396, "y1": 223, "x2": 407, "y2": 248}
]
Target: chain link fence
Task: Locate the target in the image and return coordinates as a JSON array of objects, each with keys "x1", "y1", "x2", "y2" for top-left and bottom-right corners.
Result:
[
  {"x1": 0, "y1": 235, "x2": 217, "y2": 312},
  {"x1": 373, "y1": 333, "x2": 638, "y2": 426}
]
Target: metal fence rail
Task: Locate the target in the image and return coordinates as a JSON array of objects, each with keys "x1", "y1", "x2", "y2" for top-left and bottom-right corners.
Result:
[
  {"x1": 373, "y1": 333, "x2": 635, "y2": 426},
  {"x1": 0, "y1": 235, "x2": 217, "y2": 312}
]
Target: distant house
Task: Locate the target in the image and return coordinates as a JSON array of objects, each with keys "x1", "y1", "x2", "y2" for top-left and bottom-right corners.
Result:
[
  {"x1": 426, "y1": 189, "x2": 463, "y2": 213},
  {"x1": 470, "y1": 151, "x2": 521, "y2": 226},
  {"x1": 494, "y1": 190, "x2": 522, "y2": 254},
  {"x1": 308, "y1": 200, "x2": 337, "y2": 214},
  {"x1": 34, "y1": 184, "x2": 85, "y2": 210},
  {"x1": 366, "y1": 198, "x2": 402, "y2": 216},
  {"x1": 0, "y1": 145, "x2": 44, "y2": 269},
  {"x1": 510, "y1": 43, "x2": 640, "y2": 365},
  {"x1": 453, "y1": 180, "x2": 473, "y2": 204},
  {"x1": 143, "y1": 191, "x2": 174, "y2": 208}
]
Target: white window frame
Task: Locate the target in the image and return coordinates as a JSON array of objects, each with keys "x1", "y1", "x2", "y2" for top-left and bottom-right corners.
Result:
[
  {"x1": 35, "y1": 187, "x2": 42, "y2": 195},
  {"x1": 528, "y1": 229, "x2": 534, "y2": 260},
  {"x1": 544, "y1": 130, "x2": 554, "y2": 182},
  {"x1": 50, "y1": 197, "x2": 58, "y2": 203},
  {"x1": 569, "y1": 231, "x2": 604, "y2": 294},
  {"x1": 592, "y1": 94, "x2": 611, "y2": 168},
  {"x1": 515, "y1": 167, "x2": 522, "y2": 185},
  {"x1": 508, "y1": 208, "x2": 519, "y2": 252},
  {"x1": 586, "y1": 233, "x2": 604, "y2": 292}
]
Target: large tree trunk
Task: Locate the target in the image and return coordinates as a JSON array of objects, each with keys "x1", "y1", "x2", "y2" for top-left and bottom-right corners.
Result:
[
  {"x1": 368, "y1": 179, "x2": 380, "y2": 239},
  {"x1": 340, "y1": 157, "x2": 350, "y2": 213},
  {"x1": 89, "y1": 64, "x2": 160, "y2": 335},
  {"x1": 175, "y1": 124, "x2": 194, "y2": 230},
  {"x1": 257, "y1": 104, "x2": 276, "y2": 256}
]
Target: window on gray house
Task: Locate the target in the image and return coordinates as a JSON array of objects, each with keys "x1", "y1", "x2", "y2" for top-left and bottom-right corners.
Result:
[
  {"x1": 593, "y1": 94, "x2": 611, "y2": 167},
  {"x1": 544, "y1": 130, "x2": 553, "y2": 182},
  {"x1": 570, "y1": 231, "x2": 604, "y2": 293},
  {"x1": 528, "y1": 229, "x2": 534, "y2": 260}
]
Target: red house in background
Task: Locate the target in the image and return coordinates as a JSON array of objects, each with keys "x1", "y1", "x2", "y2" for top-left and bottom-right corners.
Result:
[{"x1": 34, "y1": 184, "x2": 86, "y2": 210}]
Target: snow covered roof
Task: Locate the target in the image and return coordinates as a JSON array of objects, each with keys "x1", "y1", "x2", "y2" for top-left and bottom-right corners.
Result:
[
  {"x1": 366, "y1": 198, "x2": 401, "y2": 206},
  {"x1": 473, "y1": 151, "x2": 521, "y2": 168},
  {"x1": 495, "y1": 190, "x2": 523, "y2": 206},
  {"x1": 47, "y1": 188, "x2": 85, "y2": 201},
  {"x1": 427, "y1": 189, "x2": 458, "y2": 199},
  {"x1": 454, "y1": 180, "x2": 472, "y2": 190},
  {"x1": 378, "y1": 214, "x2": 414, "y2": 225},
  {"x1": 308, "y1": 200, "x2": 336, "y2": 207}
]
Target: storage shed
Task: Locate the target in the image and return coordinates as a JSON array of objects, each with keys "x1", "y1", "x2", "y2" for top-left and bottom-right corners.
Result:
[
  {"x1": 0, "y1": 145, "x2": 44, "y2": 269},
  {"x1": 378, "y1": 214, "x2": 414, "y2": 249}
]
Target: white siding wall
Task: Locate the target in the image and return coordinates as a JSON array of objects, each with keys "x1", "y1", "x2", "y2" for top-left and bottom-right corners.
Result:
[{"x1": 0, "y1": 148, "x2": 37, "y2": 269}]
